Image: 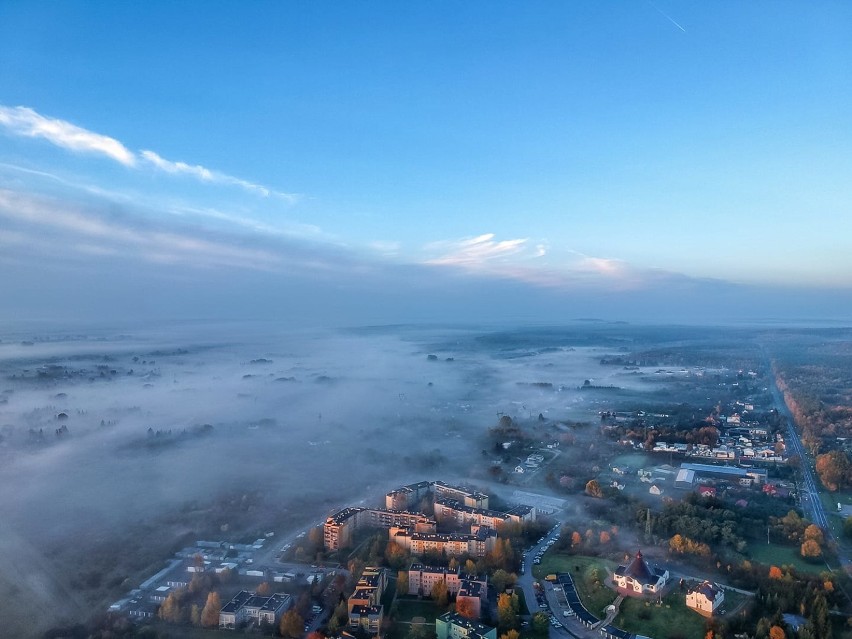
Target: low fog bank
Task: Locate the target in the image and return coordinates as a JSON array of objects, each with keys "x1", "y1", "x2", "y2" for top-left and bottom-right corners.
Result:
[{"x1": 0, "y1": 321, "x2": 686, "y2": 636}]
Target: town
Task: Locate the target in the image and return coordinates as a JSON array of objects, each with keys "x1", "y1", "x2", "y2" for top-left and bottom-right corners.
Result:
[
  {"x1": 100, "y1": 448, "x2": 834, "y2": 639},
  {"x1": 7, "y1": 327, "x2": 852, "y2": 639}
]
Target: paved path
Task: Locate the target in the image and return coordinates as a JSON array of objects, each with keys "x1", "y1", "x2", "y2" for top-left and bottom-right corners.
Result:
[{"x1": 592, "y1": 595, "x2": 623, "y2": 630}]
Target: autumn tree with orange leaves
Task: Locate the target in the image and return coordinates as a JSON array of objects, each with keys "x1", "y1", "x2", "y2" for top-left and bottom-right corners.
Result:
[{"x1": 456, "y1": 597, "x2": 478, "y2": 619}]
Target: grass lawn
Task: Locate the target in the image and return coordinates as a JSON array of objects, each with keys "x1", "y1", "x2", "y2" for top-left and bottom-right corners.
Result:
[
  {"x1": 533, "y1": 553, "x2": 753, "y2": 639},
  {"x1": 533, "y1": 553, "x2": 618, "y2": 617},
  {"x1": 819, "y1": 491, "x2": 850, "y2": 541},
  {"x1": 722, "y1": 588, "x2": 749, "y2": 612},
  {"x1": 610, "y1": 452, "x2": 655, "y2": 470},
  {"x1": 748, "y1": 542, "x2": 829, "y2": 575},
  {"x1": 393, "y1": 597, "x2": 441, "y2": 623},
  {"x1": 514, "y1": 586, "x2": 531, "y2": 615},
  {"x1": 615, "y1": 591, "x2": 706, "y2": 639},
  {"x1": 141, "y1": 622, "x2": 221, "y2": 637},
  {"x1": 381, "y1": 575, "x2": 397, "y2": 609},
  {"x1": 388, "y1": 598, "x2": 441, "y2": 639},
  {"x1": 833, "y1": 615, "x2": 852, "y2": 639}
]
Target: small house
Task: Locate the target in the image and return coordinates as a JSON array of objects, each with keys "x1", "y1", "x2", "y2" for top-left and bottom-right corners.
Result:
[{"x1": 686, "y1": 581, "x2": 724, "y2": 617}]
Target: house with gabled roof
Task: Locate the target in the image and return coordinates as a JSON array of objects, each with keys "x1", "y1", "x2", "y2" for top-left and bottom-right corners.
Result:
[
  {"x1": 613, "y1": 550, "x2": 668, "y2": 596},
  {"x1": 685, "y1": 581, "x2": 724, "y2": 617}
]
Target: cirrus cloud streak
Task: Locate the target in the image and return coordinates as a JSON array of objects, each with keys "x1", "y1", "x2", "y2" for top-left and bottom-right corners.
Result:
[
  {"x1": 423, "y1": 233, "x2": 677, "y2": 291},
  {"x1": 0, "y1": 104, "x2": 298, "y2": 201},
  {"x1": 0, "y1": 105, "x2": 136, "y2": 166}
]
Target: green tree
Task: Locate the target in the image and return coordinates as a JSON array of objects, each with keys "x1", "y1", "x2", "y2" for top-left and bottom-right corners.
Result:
[
  {"x1": 489, "y1": 540, "x2": 506, "y2": 569},
  {"x1": 498, "y1": 415, "x2": 514, "y2": 430},
  {"x1": 348, "y1": 559, "x2": 366, "y2": 584},
  {"x1": 497, "y1": 592, "x2": 519, "y2": 630},
  {"x1": 189, "y1": 573, "x2": 212, "y2": 594},
  {"x1": 491, "y1": 569, "x2": 515, "y2": 593},
  {"x1": 200, "y1": 591, "x2": 221, "y2": 628},
  {"x1": 368, "y1": 534, "x2": 384, "y2": 564},
  {"x1": 464, "y1": 559, "x2": 477, "y2": 575},
  {"x1": 531, "y1": 612, "x2": 549, "y2": 636},
  {"x1": 431, "y1": 579, "x2": 449, "y2": 607},
  {"x1": 280, "y1": 609, "x2": 304, "y2": 639},
  {"x1": 502, "y1": 538, "x2": 515, "y2": 565},
  {"x1": 386, "y1": 541, "x2": 410, "y2": 569},
  {"x1": 327, "y1": 615, "x2": 341, "y2": 635},
  {"x1": 811, "y1": 593, "x2": 831, "y2": 639},
  {"x1": 334, "y1": 599, "x2": 349, "y2": 625},
  {"x1": 309, "y1": 526, "x2": 325, "y2": 549},
  {"x1": 158, "y1": 592, "x2": 183, "y2": 623},
  {"x1": 407, "y1": 625, "x2": 431, "y2": 639},
  {"x1": 190, "y1": 604, "x2": 201, "y2": 626},
  {"x1": 397, "y1": 570, "x2": 409, "y2": 596}
]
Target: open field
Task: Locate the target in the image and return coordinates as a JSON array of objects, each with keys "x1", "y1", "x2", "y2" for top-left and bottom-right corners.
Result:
[
  {"x1": 388, "y1": 598, "x2": 441, "y2": 639},
  {"x1": 392, "y1": 597, "x2": 441, "y2": 623},
  {"x1": 819, "y1": 491, "x2": 851, "y2": 541},
  {"x1": 748, "y1": 542, "x2": 829, "y2": 575},
  {"x1": 615, "y1": 591, "x2": 705, "y2": 639}
]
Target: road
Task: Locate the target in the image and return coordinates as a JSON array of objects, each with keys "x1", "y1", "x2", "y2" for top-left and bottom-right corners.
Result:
[
  {"x1": 516, "y1": 525, "x2": 602, "y2": 639},
  {"x1": 767, "y1": 367, "x2": 852, "y2": 573},
  {"x1": 768, "y1": 379, "x2": 830, "y2": 531}
]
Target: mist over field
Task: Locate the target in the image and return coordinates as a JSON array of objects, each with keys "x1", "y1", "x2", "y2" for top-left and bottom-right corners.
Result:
[
  {"x1": 1, "y1": 319, "x2": 819, "y2": 638},
  {"x1": 0, "y1": 321, "x2": 681, "y2": 636}
]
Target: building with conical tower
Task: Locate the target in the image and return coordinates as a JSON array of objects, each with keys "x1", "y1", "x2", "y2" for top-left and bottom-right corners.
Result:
[{"x1": 612, "y1": 550, "x2": 668, "y2": 596}]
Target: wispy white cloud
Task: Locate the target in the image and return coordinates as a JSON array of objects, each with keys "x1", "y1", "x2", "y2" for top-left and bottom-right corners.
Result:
[
  {"x1": 423, "y1": 233, "x2": 671, "y2": 291},
  {"x1": 575, "y1": 255, "x2": 629, "y2": 277},
  {"x1": 0, "y1": 106, "x2": 136, "y2": 166},
  {"x1": 0, "y1": 104, "x2": 298, "y2": 201},
  {"x1": 0, "y1": 188, "x2": 283, "y2": 271},
  {"x1": 164, "y1": 202, "x2": 322, "y2": 238},
  {"x1": 139, "y1": 150, "x2": 299, "y2": 202},
  {"x1": 0, "y1": 162, "x2": 313, "y2": 241},
  {"x1": 368, "y1": 240, "x2": 402, "y2": 257},
  {"x1": 140, "y1": 150, "x2": 216, "y2": 181},
  {"x1": 425, "y1": 233, "x2": 532, "y2": 267},
  {"x1": 0, "y1": 185, "x2": 379, "y2": 285}
]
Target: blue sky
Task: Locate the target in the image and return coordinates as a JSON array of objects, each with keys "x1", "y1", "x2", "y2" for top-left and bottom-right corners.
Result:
[{"x1": 1, "y1": 2, "x2": 851, "y2": 324}]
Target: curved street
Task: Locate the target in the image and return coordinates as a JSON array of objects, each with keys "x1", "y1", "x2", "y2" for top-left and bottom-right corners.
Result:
[{"x1": 516, "y1": 526, "x2": 604, "y2": 639}]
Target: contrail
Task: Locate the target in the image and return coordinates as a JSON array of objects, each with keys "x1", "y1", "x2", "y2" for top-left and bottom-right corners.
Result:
[{"x1": 648, "y1": 0, "x2": 687, "y2": 32}]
